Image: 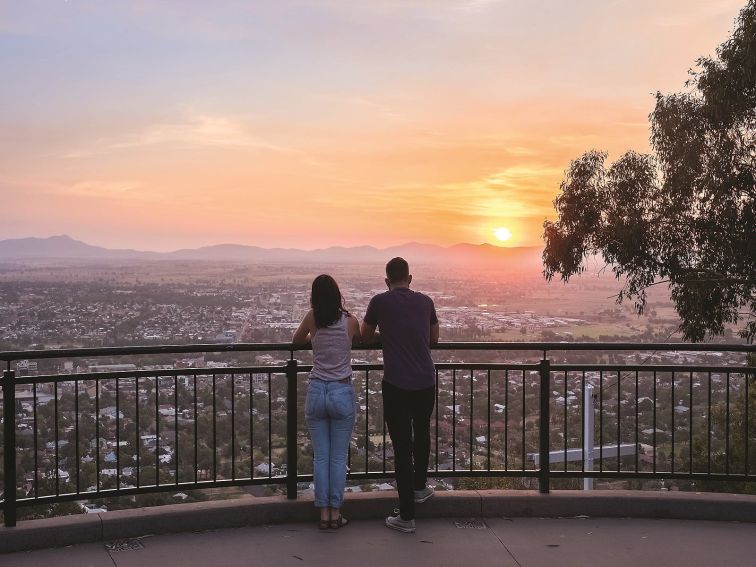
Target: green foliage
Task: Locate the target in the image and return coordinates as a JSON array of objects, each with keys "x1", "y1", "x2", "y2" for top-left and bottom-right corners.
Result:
[
  {"x1": 690, "y1": 374, "x2": 756, "y2": 494},
  {"x1": 543, "y1": 1, "x2": 756, "y2": 342}
]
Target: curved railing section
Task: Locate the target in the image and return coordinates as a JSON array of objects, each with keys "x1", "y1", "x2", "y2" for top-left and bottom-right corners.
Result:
[{"x1": 1, "y1": 342, "x2": 753, "y2": 527}]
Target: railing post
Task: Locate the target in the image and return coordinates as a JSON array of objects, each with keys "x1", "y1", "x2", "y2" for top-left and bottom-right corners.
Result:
[
  {"x1": 538, "y1": 358, "x2": 550, "y2": 494},
  {"x1": 3, "y1": 369, "x2": 17, "y2": 526},
  {"x1": 286, "y1": 358, "x2": 298, "y2": 500}
]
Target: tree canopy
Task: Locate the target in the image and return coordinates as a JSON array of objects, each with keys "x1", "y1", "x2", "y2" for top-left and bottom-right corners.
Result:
[{"x1": 543, "y1": 0, "x2": 756, "y2": 342}]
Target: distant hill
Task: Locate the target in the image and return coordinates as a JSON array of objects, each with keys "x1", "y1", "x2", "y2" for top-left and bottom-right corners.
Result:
[
  {"x1": 0, "y1": 235, "x2": 160, "y2": 260},
  {"x1": 0, "y1": 234, "x2": 542, "y2": 267}
]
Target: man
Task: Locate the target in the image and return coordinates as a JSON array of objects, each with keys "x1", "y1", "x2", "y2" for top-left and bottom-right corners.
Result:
[{"x1": 361, "y1": 257, "x2": 439, "y2": 533}]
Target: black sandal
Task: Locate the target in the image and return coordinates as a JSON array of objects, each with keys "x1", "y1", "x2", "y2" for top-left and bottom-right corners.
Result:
[
  {"x1": 329, "y1": 514, "x2": 349, "y2": 529},
  {"x1": 319, "y1": 519, "x2": 330, "y2": 530}
]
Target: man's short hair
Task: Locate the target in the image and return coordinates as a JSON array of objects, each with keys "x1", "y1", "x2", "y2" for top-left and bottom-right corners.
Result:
[{"x1": 386, "y1": 257, "x2": 410, "y2": 283}]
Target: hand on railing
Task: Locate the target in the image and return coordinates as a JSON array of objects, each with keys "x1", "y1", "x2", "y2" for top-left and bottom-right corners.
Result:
[{"x1": 355, "y1": 332, "x2": 381, "y2": 347}]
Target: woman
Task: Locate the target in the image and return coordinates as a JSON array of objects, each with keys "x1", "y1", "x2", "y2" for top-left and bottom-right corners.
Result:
[{"x1": 293, "y1": 274, "x2": 360, "y2": 529}]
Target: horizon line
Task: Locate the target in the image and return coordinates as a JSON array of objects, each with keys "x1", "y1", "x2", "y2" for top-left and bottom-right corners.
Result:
[{"x1": 0, "y1": 233, "x2": 543, "y2": 255}]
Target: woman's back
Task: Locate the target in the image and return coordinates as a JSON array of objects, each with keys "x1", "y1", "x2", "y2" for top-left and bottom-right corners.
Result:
[{"x1": 310, "y1": 313, "x2": 352, "y2": 380}]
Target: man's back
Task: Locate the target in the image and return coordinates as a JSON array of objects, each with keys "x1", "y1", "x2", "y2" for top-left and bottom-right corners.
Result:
[{"x1": 364, "y1": 287, "x2": 437, "y2": 390}]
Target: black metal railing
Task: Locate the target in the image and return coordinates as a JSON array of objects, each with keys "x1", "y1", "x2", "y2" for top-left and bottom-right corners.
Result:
[{"x1": 1, "y1": 342, "x2": 754, "y2": 527}]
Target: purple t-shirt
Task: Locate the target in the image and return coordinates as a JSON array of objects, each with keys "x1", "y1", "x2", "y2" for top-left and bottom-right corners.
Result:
[{"x1": 363, "y1": 287, "x2": 438, "y2": 390}]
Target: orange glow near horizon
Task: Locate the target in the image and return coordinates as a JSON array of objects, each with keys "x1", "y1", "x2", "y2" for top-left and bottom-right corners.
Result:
[{"x1": 0, "y1": 1, "x2": 746, "y2": 252}]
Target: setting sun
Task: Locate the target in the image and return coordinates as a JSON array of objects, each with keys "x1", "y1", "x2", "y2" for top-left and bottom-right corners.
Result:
[{"x1": 494, "y1": 227, "x2": 512, "y2": 242}]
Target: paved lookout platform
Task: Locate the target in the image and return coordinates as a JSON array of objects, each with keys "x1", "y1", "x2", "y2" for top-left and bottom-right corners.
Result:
[{"x1": 1, "y1": 490, "x2": 755, "y2": 563}]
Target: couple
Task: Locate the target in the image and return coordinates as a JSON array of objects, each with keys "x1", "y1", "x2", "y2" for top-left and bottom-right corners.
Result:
[{"x1": 292, "y1": 257, "x2": 439, "y2": 533}]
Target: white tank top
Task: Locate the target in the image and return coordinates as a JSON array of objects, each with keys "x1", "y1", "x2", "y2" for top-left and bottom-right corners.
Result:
[{"x1": 310, "y1": 313, "x2": 352, "y2": 381}]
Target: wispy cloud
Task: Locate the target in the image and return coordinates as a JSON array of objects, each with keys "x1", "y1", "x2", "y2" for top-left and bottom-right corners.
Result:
[
  {"x1": 110, "y1": 114, "x2": 294, "y2": 152},
  {"x1": 504, "y1": 146, "x2": 539, "y2": 157},
  {"x1": 320, "y1": 162, "x2": 561, "y2": 222},
  {"x1": 0, "y1": 174, "x2": 156, "y2": 203},
  {"x1": 60, "y1": 113, "x2": 300, "y2": 159},
  {"x1": 64, "y1": 180, "x2": 146, "y2": 198}
]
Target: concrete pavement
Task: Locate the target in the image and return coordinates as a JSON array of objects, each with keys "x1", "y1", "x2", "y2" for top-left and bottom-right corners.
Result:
[{"x1": 4, "y1": 516, "x2": 756, "y2": 567}]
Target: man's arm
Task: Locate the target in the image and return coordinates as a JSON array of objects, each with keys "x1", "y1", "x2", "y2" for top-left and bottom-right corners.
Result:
[
  {"x1": 360, "y1": 320, "x2": 380, "y2": 344},
  {"x1": 361, "y1": 297, "x2": 380, "y2": 344},
  {"x1": 430, "y1": 322, "x2": 439, "y2": 345},
  {"x1": 430, "y1": 300, "x2": 439, "y2": 345}
]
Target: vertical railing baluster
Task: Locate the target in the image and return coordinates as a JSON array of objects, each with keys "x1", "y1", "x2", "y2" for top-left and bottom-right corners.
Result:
[
  {"x1": 653, "y1": 371, "x2": 657, "y2": 474},
  {"x1": 746, "y1": 370, "x2": 750, "y2": 478},
  {"x1": 564, "y1": 371, "x2": 568, "y2": 473},
  {"x1": 2, "y1": 369, "x2": 17, "y2": 527},
  {"x1": 452, "y1": 369, "x2": 456, "y2": 471},
  {"x1": 581, "y1": 370, "x2": 586, "y2": 475},
  {"x1": 617, "y1": 370, "x2": 621, "y2": 473},
  {"x1": 726, "y1": 372, "x2": 731, "y2": 476},
  {"x1": 707, "y1": 372, "x2": 712, "y2": 475},
  {"x1": 213, "y1": 373, "x2": 217, "y2": 481},
  {"x1": 248, "y1": 373, "x2": 253, "y2": 480},
  {"x1": 75, "y1": 378, "x2": 80, "y2": 494},
  {"x1": 230, "y1": 373, "x2": 235, "y2": 481},
  {"x1": 194, "y1": 375, "x2": 199, "y2": 483},
  {"x1": 156, "y1": 375, "x2": 160, "y2": 486},
  {"x1": 286, "y1": 359, "x2": 298, "y2": 499},
  {"x1": 469, "y1": 369, "x2": 474, "y2": 472},
  {"x1": 136, "y1": 377, "x2": 140, "y2": 488},
  {"x1": 96, "y1": 379, "x2": 100, "y2": 492},
  {"x1": 504, "y1": 369, "x2": 509, "y2": 471},
  {"x1": 521, "y1": 371, "x2": 525, "y2": 471},
  {"x1": 599, "y1": 370, "x2": 603, "y2": 473},
  {"x1": 267, "y1": 373, "x2": 272, "y2": 481},
  {"x1": 174, "y1": 375, "x2": 179, "y2": 485},
  {"x1": 116, "y1": 377, "x2": 120, "y2": 490},
  {"x1": 634, "y1": 371, "x2": 639, "y2": 474},
  {"x1": 435, "y1": 369, "x2": 439, "y2": 472},
  {"x1": 487, "y1": 369, "x2": 491, "y2": 472},
  {"x1": 54, "y1": 381, "x2": 59, "y2": 496},
  {"x1": 365, "y1": 369, "x2": 369, "y2": 474},
  {"x1": 538, "y1": 358, "x2": 550, "y2": 494},
  {"x1": 671, "y1": 372, "x2": 675, "y2": 474},
  {"x1": 382, "y1": 379, "x2": 387, "y2": 474},
  {"x1": 33, "y1": 382, "x2": 38, "y2": 499},
  {"x1": 689, "y1": 371, "x2": 693, "y2": 474}
]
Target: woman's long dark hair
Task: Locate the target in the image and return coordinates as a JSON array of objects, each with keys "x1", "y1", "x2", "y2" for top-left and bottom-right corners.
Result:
[{"x1": 311, "y1": 274, "x2": 348, "y2": 328}]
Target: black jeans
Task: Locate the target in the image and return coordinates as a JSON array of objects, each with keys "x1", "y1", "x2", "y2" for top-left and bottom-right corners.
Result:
[{"x1": 382, "y1": 380, "x2": 436, "y2": 521}]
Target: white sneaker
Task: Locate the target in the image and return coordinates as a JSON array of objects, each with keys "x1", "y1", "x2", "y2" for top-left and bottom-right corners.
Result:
[
  {"x1": 385, "y1": 509, "x2": 416, "y2": 533},
  {"x1": 414, "y1": 486, "x2": 434, "y2": 503}
]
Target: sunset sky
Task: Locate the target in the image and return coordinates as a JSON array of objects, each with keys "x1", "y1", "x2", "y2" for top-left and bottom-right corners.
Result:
[{"x1": 0, "y1": 0, "x2": 746, "y2": 251}]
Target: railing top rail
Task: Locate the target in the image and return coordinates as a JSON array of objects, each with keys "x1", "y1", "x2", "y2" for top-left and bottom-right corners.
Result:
[
  {"x1": 12, "y1": 361, "x2": 754, "y2": 385},
  {"x1": 431, "y1": 342, "x2": 754, "y2": 352},
  {"x1": 0, "y1": 341, "x2": 752, "y2": 363}
]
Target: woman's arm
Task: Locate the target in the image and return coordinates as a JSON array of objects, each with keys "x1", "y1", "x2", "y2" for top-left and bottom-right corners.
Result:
[
  {"x1": 347, "y1": 314, "x2": 361, "y2": 345},
  {"x1": 292, "y1": 310, "x2": 314, "y2": 346}
]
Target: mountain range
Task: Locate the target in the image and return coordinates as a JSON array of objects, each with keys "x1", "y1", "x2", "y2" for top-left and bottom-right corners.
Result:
[{"x1": 0, "y1": 235, "x2": 542, "y2": 266}]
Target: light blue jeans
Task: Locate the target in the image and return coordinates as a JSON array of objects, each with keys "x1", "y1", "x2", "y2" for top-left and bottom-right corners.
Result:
[{"x1": 305, "y1": 379, "x2": 355, "y2": 509}]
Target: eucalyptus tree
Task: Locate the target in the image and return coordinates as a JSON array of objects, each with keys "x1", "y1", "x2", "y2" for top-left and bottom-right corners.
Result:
[{"x1": 543, "y1": 0, "x2": 756, "y2": 341}]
